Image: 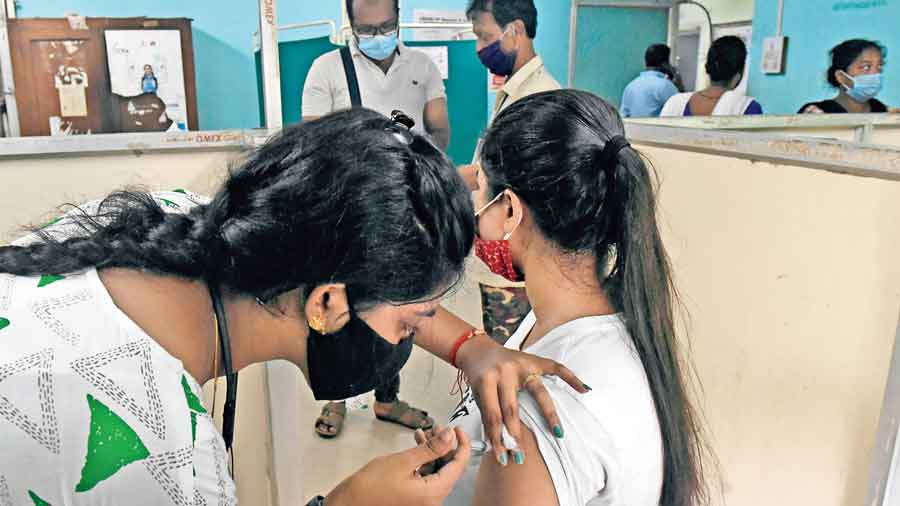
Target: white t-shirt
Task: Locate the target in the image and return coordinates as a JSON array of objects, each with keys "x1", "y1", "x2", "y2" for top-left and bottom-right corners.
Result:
[
  {"x1": 446, "y1": 312, "x2": 664, "y2": 506},
  {"x1": 301, "y1": 41, "x2": 446, "y2": 135},
  {"x1": 0, "y1": 190, "x2": 237, "y2": 505}
]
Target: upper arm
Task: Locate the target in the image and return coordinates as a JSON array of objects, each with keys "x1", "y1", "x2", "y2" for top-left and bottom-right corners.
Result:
[
  {"x1": 472, "y1": 425, "x2": 559, "y2": 506},
  {"x1": 423, "y1": 57, "x2": 446, "y2": 103},
  {"x1": 424, "y1": 97, "x2": 449, "y2": 133},
  {"x1": 301, "y1": 58, "x2": 335, "y2": 118},
  {"x1": 463, "y1": 373, "x2": 615, "y2": 506}
]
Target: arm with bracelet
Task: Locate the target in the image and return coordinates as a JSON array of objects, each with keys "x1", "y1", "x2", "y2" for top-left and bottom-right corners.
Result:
[{"x1": 413, "y1": 306, "x2": 590, "y2": 465}]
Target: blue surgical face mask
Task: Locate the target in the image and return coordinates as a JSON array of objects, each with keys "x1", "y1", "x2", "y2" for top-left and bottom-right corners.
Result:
[
  {"x1": 477, "y1": 27, "x2": 517, "y2": 77},
  {"x1": 357, "y1": 32, "x2": 399, "y2": 61},
  {"x1": 840, "y1": 71, "x2": 883, "y2": 102}
]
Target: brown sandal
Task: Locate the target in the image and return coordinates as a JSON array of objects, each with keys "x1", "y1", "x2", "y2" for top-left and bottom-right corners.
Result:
[
  {"x1": 314, "y1": 401, "x2": 347, "y2": 439},
  {"x1": 375, "y1": 400, "x2": 435, "y2": 431}
]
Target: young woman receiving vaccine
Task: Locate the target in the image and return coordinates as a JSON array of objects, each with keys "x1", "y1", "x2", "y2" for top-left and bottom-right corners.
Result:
[{"x1": 437, "y1": 90, "x2": 710, "y2": 506}]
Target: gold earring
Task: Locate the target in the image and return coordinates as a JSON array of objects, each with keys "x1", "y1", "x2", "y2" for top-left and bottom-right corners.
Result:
[{"x1": 309, "y1": 314, "x2": 327, "y2": 334}]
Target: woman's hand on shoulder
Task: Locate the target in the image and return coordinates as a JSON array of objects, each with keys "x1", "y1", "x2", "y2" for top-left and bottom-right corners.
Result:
[{"x1": 455, "y1": 334, "x2": 589, "y2": 465}]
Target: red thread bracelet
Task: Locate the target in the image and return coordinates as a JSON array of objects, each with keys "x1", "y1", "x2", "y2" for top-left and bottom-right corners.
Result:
[{"x1": 450, "y1": 328, "x2": 485, "y2": 368}]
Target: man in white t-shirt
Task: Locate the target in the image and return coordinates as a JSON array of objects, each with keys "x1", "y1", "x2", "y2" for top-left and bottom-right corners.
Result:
[
  {"x1": 301, "y1": 0, "x2": 450, "y2": 150},
  {"x1": 301, "y1": 0, "x2": 442, "y2": 438}
]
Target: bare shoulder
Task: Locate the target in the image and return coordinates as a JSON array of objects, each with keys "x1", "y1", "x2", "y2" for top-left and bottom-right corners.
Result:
[{"x1": 472, "y1": 425, "x2": 559, "y2": 506}]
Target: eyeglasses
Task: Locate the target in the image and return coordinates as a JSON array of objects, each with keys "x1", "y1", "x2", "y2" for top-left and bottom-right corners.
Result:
[{"x1": 354, "y1": 20, "x2": 399, "y2": 38}]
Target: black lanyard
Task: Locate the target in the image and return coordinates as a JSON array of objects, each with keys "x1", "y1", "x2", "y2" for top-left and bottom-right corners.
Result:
[{"x1": 209, "y1": 284, "x2": 239, "y2": 457}]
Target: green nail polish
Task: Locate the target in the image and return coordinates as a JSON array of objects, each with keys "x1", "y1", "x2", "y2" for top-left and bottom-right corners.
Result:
[
  {"x1": 583, "y1": 383, "x2": 593, "y2": 391},
  {"x1": 514, "y1": 452, "x2": 525, "y2": 465},
  {"x1": 498, "y1": 453, "x2": 508, "y2": 466},
  {"x1": 553, "y1": 425, "x2": 564, "y2": 438}
]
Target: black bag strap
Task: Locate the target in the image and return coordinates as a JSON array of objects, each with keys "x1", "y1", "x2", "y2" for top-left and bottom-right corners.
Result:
[{"x1": 340, "y1": 46, "x2": 363, "y2": 108}]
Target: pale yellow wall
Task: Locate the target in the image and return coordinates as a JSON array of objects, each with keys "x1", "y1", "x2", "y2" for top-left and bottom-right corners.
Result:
[
  {"x1": 637, "y1": 144, "x2": 900, "y2": 506},
  {"x1": 0, "y1": 151, "x2": 236, "y2": 243},
  {"x1": 628, "y1": 117, "x2": 900, "y2": 147},
  {"x1": 2, "y1": 141, "x2": 900, "y2": 506}
]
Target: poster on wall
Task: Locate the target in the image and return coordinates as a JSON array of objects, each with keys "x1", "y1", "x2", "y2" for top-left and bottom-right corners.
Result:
[
  {"x1": 412, "y1": 9, "x2": 475, "y2": 41},
  {"x1": 412, "y1": 46, "x2": 449, "y2": 79},
  {"x1": 104, "y1": 30, "x2": 188, "y2": 130}
]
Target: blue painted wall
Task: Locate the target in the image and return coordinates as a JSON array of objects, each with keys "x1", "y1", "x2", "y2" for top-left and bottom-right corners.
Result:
[
  {"x1": 572, "y1": 6, "x2": 668, "y2": 107},
  {"x1": 749, "y1": 0, "x2": 900, "y2": 114},
  {"x1": 533, "y1": 0, "x2": 570, "y2": 87}
]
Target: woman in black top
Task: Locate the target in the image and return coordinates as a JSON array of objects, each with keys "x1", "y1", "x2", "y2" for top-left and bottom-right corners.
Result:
[{"x1": 799, "y1": 39, "x2": 895, "y2": 114}]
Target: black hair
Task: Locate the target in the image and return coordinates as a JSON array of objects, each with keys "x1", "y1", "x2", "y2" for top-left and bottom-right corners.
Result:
[
  {"x1": 466, "y1": 0, "x2": 537, "y2": 39},
  {"x1": 827, "y1": 38, "x2": 885, "y2": 88},
  {"x1": 346, "y1": 0, "x2": 400, "y2": 26},
  {"x1": 480, "y1": 89, "x2": 709, "y2": 506},
  {"x1": 0, "y1": 108, "x2": 474, "y2": 311},
  {"x1": 705, "y1": 35, "x2": 746, "y2": 84},
  {"x1": 646, "y1": 43, "x2": 671, "y2": 68}
]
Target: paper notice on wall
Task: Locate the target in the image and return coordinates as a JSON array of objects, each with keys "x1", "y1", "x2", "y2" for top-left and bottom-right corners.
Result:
[
  {"x1": 413, "y1": 46, "x2": 449, "y2": 79},
  {"x1": 65, "y1": 13, "x2": 88, "y2": 30},
  {"x1": 58, "y1": 85, "x2": 88, "y2": 117},
  {"x1": 104, "y1": 30, "x2": 189, "y2": 128},
  {"x1": 412, "y1": 9, "x2": 474, "y2": 41}
]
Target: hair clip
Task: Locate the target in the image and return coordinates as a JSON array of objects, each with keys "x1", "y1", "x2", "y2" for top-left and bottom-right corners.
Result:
[
  {"x1": 390, "y1": 110, "x2": 415, "y2": 130},
  {"x1": 387, "y1": 110, "x2": 416, "y2": 145}
]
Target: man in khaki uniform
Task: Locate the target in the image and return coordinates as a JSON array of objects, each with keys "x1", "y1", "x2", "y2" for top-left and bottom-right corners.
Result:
[
  {"x1": 460, "y1": 0, "x2": 561, "y2": 341},
  {"x1": 459, "y1": 0, "x2": 560, "y2": 190}
]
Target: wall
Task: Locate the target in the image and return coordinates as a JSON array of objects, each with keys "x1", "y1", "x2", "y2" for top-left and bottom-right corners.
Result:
[
  {"x1": 628, "y1": 114, "x2": 900, "y2": 145},
  {"x1": 640, "y1": 144, "x2": 900, "y2": 506},
  {"x1": 749, "y1": 0, "x2": 900, "y2": 114}
]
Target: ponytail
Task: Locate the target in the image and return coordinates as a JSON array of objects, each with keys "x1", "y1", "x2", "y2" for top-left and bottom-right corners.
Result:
[{"x1": 604, "y1": 147, "x2": 709, "y2": 506}]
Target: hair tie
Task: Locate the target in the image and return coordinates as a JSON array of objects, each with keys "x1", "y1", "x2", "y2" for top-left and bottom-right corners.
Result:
[{"x1": 600, "y1": 135, "x2": 631, "y2": 168}]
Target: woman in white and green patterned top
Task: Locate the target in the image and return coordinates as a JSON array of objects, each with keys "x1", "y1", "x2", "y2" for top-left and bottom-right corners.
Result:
[{"x1": 0, "y1": 109, "x2": 587, "y2": 506}]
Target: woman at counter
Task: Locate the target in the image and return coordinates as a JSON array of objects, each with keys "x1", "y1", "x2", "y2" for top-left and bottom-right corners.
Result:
[{"x1": 800, "y1": 39, "x2": 897, "y2": 114}]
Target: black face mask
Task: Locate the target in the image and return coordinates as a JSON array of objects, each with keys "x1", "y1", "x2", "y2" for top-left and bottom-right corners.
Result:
[{"x1": 306, "y1": 309, "x2": 415, "y2": 401}]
